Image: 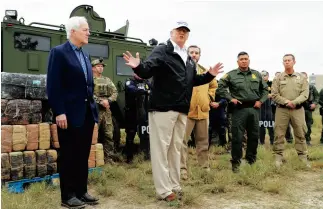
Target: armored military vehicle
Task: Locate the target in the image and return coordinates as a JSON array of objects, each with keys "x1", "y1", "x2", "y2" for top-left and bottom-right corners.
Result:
[{"x1": 1, "y1": 5, "x2": 158, "y2": 145}]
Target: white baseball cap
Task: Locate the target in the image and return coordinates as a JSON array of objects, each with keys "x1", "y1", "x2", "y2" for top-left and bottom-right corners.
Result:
[{"x1": 172, "y1": 21, "x2": 190, "y2": 32}]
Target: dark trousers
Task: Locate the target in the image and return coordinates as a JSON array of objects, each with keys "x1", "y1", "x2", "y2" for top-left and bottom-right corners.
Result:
[
  {"x1": 231, "y1": 107, "x2": 259, "y2": 165},
  {"x1": 259, "y1": 126, "x2": 274, "y2": 144},
  {"x1": 125, "y1": 125, "x2": 150, "y2": 161},
  {"x1": 57, "y1": 104, "x2": 94, "y2": 201},
  {"x1": 209, "y1": 108, "x2": 227, "y2": 147},
  {"x1": 259, "y1": 114, "x2": 274, "y2": 145},
  {"x1": 305, "y1": 109, "x2": 313, "y2": 142},
  {"x1": 125, "y1": 127, "x2": 136, "y2": 161}
]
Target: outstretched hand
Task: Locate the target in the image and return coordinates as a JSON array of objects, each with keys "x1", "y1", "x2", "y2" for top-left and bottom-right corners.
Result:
[
  {"x1": 123, "y1": 51, "x2": 140, "y2": 68},
  {"x1": 209, "y1": 62, "x2": 224, "y2": 76}
]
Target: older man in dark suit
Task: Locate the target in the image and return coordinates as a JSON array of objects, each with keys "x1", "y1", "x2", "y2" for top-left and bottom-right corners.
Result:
[{"x1": 46, "y1": 16, "x2": 99, "y2": 208}]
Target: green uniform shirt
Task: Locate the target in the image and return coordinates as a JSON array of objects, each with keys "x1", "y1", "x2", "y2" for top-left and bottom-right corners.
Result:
[
  {"x1": 217, "y1": 68, "x2": 268, "y2": 103},
  {"x1": 307, "y1": 84, "x2": 319, "y2": 105},
  {"x1": 93, "y1": 76, "x2": 118, "y2": 105}
]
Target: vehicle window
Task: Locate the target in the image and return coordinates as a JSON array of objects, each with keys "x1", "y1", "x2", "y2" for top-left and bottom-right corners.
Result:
[
  {"x1": 83, "y1": 43, "x2": 109, "y2": 58},
  {"x1": 116, "y1": 56, "x2": 133, "y2": 76},
  {"x1": 14, "y1": 33, "x2": 51, "y2": 51}
]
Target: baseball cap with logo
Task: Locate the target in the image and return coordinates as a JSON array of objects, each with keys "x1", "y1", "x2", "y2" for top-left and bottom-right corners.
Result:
[{"x1": 172, "y1": 21, "x2": 190, "y2": 32}]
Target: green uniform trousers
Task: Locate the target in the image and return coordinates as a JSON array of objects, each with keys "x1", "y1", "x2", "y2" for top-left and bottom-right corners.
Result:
[
  {"x1": 231, "y1": 107, "x2": 259, "y2": 165},
  {"x1": 227, "y1": 113, "x2": 247, "y2": 150}
]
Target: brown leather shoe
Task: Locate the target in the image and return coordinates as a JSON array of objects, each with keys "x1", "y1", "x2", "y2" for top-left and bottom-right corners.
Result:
[
  {"x1": 172, "y1": 189, "x2": 183, "y2": 200},
  {"x1": 163, "y1": 193, "x2": 176, "y2": 202}
]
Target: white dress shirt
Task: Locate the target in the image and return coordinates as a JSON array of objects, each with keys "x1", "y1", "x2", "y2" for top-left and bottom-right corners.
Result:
[{"x1": 170, "y1": 39, "x2": 187, "y2": 65}]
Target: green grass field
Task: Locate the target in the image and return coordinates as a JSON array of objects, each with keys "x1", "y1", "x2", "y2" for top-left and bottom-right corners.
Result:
[{"x1": 2, "y1": 114, "x2": 323, "y2": 209}]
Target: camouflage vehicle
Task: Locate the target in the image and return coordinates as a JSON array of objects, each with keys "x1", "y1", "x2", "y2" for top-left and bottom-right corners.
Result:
[{"x1": 1, "y1": 5, "x2": 158, "y2": 145}]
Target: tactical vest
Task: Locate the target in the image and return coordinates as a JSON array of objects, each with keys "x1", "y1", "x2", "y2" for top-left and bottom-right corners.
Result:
[{"x1": 94, "y1": 77, "x2": 109, "y2": 97}]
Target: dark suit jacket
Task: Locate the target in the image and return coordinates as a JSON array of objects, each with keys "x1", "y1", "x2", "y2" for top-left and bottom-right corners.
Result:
[{"x1": 46, "y1": 41, "x2": 98, "y2": 127}]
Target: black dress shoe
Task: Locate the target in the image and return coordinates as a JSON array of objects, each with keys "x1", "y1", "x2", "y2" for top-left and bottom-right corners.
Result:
[
  {"x1": 61, "y1": 197, "x2": 85, "y2": 209},
  {"x1": 77, "y1": 193, "x2": 99, "y2": 205}
]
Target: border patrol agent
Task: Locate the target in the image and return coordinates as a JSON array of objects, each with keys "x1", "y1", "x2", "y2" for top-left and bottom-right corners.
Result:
[
  {"x1": 217, "y1": 51, "x2": 268, "y2": 172},
  {"x1": 271, "y1": 54, "x2": 309, "y2": 167},
  {"x1": 124, "y1": 73, "x2": 151, "y2": 163},
  {"x1": 301, "y1": 72, "x2": 319, "y2": 146},
  {"x1": 92, "y1": 58, "x2": 118, "y2": 164}
]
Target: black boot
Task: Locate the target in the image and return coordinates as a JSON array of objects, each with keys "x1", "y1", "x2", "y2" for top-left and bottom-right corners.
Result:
[
  {"x1": 61, "y1": 197, "x2": 85, "y2": 209},
  {"x1": 77, "y1": 193, "x2": 99, "y2": 205}
]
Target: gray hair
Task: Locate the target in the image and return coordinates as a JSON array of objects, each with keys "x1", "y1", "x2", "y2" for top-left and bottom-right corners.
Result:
[{"x1": 65, "y1": 16, "x2": 88, "y2": 39}]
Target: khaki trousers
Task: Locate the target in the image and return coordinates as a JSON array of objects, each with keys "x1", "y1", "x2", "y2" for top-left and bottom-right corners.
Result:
[
  {"x1": 181, "y1": 118, "x2": 209, "y2": 172},
  {"x1": 273, "y1": 107, "x2": 307, "y2": 157},
  {"x1": 149, "y1": 111, "x2": 187, "y2": 199}
]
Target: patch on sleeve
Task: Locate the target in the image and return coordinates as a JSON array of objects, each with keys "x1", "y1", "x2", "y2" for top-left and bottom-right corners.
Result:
[
  {"x1": 252, "y1": 74, "x2": 257, "y2": 79},
  {"x1": 221, "y1": 74, "x2": 228, "y2": 79}
]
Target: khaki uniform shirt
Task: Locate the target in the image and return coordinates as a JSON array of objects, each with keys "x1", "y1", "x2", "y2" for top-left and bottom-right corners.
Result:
[{"x1": 271, "y1": 71, "x2": 309, "y2": 105}]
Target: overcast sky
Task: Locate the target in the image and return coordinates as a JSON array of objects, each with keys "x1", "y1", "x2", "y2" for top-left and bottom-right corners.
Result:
[{"x1": 2, "y1": 0, "x2": 323, "y2": 80}]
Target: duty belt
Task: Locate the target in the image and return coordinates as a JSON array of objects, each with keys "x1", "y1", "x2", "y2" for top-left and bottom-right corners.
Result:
[
  {"x1": 278, "y1": 104, "x2": 303, "y2": 109},
  {"x1": 235, "y1": 100, "x2": 257, "y2": 109}
]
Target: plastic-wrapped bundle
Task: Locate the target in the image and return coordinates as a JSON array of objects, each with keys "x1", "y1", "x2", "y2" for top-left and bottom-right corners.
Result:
[
  {"x1": 36, "y1": 150, "x2": 47, "y2": 164},
  {"x1": 1, "y1": 125, "x2": 13, "y2": 153},
  {"x1": 1, "y1": 72, "x2": 26, "y2": 99},
  {"x1": 47, "y1": 163, "x2": 57, "y2": 175},
  {"x1": 88, "y1": 145, "x2": 96, "y2": 168},
  {"x1": 92, "y1": 123, "x2": 98, "y2": 145},
  {"x1": 26, "y1": 124, "x2": 39, "y2": 151},
  {"x1": 9, "y1": 152, "x2": 24, "y2": 181},
  {"x1": 37, "y1": 164, "x2": 47, "y2": 177},
  {"x1": 95, "y1": 143, "x2": 104, "y2": 167},
  {"x1": 50, "y1": 124, "x2": 60, "y2": 148},
  {"x1": 24, "y1": 165, "x2": 37, "y2": 179},
  {"x1": 1, "y1": 153, "x2": 11, "y2": 180},
  {"x1": 4, "y1": 100, "x2": 30, "y2": 125},
  {"x1": 39, "y1": 123, "x2": 50, "y2": 150},
  {"x1": 46, "y1": 150, "x2": 57, "y2": 163},
  {"x1": 36, "y1": 150, "x2": 47, "y2": 177},
  {"x1": 1, "y1": 72, "x2": 47, "y2": 100},
  {"x1": 1, "y1": 99, "x2": 9, "y2": 125},
  {"x1": 25, "y1": 74, "x2": 47, "y2": 100},
  {"x1": 23, "y1": 151, "x2": 36, "y2": 165},
  {"x1": 23, "y1": 151, "x2": 36, "y2": 179},
  {"x1": 30, "y1": 100, "x2": 42, "y2": 124},
  {"x1": 12, "y1": 125, "x2": 27, "y2": 151}
]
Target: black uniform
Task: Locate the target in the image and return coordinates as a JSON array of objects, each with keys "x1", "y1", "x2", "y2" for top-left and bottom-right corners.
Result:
[
  {"x1": 124, "y1": 78, "x2": 151, "y2": 162},
  {"x1": 303, "y1": 84, "x2": 319, "y2": 145},
  {"x1": 259, "y1": 81, "x2": 274, "y2": 145},
  {"x1": 209, "y1": 95, "x2": 228, "y2": 147}
]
